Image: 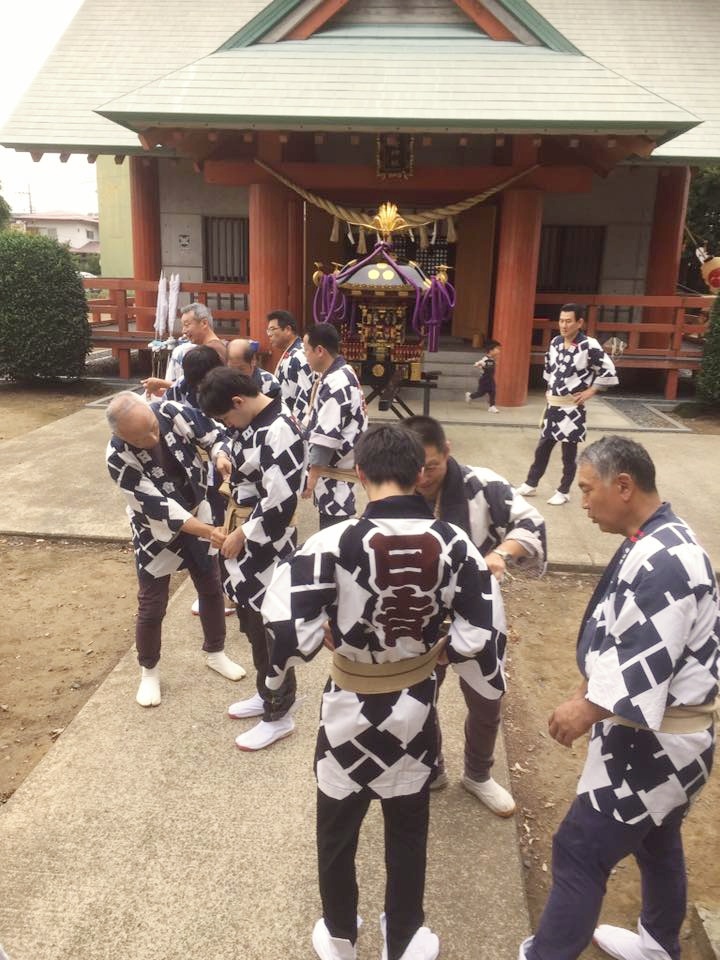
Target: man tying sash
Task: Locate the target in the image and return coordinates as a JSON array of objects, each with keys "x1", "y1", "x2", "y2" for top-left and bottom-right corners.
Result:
[{"x1": 197, "y1": 367, "x2": 306, "y2": 752}]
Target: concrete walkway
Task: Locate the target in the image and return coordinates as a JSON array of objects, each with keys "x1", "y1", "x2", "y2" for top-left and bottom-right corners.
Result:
[{"x1": 1, "y1": 389, "x2": 718, "y2": 960}]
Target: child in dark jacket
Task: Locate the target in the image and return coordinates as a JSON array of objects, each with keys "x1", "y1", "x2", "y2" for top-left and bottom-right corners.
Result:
[{"x1": 465, "y1": 339, "x2": 501, "y2": 412}]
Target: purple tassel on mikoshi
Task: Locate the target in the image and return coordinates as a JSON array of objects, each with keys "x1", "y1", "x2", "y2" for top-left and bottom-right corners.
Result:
[
  {"x1": 419, "y1": 278, "x2": 456, "y2": 352},
  {"x1": 313, "y1": 272, "x2": 345, "y2": 325}
]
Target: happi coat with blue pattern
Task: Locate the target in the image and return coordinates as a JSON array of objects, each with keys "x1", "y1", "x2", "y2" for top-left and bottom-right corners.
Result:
[
  {"x1": 253, "y1": 366, "x2": 281, "y2": 399},
  {"x1": 262, "y1": 495, "x2": 507, "y2": 800},
  {"x1": 576, "y1": 503, "x2": 719, "y2": 825},
  {"x1": 274, "y1": 336, "x2": 315, "y2": 421},
  {"x1": 106, "y1": 400, "x2": 226, "y2": 578},
  {"x1": 542, "y1": 332, "x2": 618, "y2": 444},
  {"x1": 305, "y1": 354, "x2": 368, "y2": 518},
  {"x1": 436, "y1": 457, "x2": 546, "y2": 570},
  {"x1": 221, "y1": 396, "x2": 306, "y2": 612}
]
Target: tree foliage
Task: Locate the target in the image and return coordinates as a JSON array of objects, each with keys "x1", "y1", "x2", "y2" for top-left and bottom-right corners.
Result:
[
  {"x1": 0, "y1": 231, "x2": 91, "y2": 380},
  {"x1": 70, "y1": 251, "x2": 101, "y2": 275},
  {"x1": 0, "y1": 182, "x2": 11, "y2": 232},
  {"x1": 680, "y1": 166, "x2": 720, "y2": 293},
  {"x1": 697, "y1": 293, "x2": 720, "y2": 404}
]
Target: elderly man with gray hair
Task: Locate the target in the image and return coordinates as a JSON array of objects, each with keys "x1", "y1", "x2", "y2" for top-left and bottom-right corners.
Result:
[
  {"x1": 181, "y1": 302, "x2": 228, "y2": 363},
  {"x1": 520, "y1": 436, "x2": 719, "y2": 960},
  {"x1": 106, "y1": 391, "x2": 245, "y2": 706}
]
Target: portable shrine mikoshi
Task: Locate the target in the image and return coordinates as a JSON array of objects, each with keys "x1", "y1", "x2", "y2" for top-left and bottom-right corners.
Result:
[{"x1": 312, "y1": 203, "x2": 455, "y2": 399}]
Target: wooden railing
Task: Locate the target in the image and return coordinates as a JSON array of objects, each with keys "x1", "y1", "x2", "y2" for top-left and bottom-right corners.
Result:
[
  {"x1": 84, "y1": 278, "x2": 250, "y2": 378},
  {"x1": 531, "y1": 294, "x2": 713, "y2": 399}
]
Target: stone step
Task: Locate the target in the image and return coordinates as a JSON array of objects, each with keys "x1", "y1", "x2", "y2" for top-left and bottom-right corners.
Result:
[{"x1": 423, "y1": 350, "x2": 483, "y2": 393}]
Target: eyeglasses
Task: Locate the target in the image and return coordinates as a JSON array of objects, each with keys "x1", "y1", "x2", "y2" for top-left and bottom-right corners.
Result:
[{"x1": 266, "y1": 326, "x2": 280, "y2": 334}]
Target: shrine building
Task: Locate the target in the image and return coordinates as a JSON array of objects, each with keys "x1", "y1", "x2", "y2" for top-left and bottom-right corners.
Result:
[{"x1": 3, "y1": 0, "x2": 719, "y2": 403}]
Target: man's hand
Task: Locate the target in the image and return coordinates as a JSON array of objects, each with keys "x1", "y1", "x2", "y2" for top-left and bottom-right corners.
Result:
[
  {"x1": 484, "y1": 551, "x2": 506, "y2": 581},
  {"x1": 322, "y1": 621, "x2": 335, "y2": 652},
  {"x1": 301, "y1": 465, "x2": 321, "y2": 500},
  {"x1": 548, "y1": 696, "x2": 609, "y2": 747},
  {"x1": 215, "y1": 453, "x2": 232, "y2": 482},
  {"x1": 221, "y1": 527, "x2": 246, "y2": 560},
  {"x1": 572, "y1": 387, "x2": 597, "y2": 406},
  {"x1": 210, "y1": 526, "x2": 227, "y2": 549},
  {"x1": 141, "y1": 376, "x2": 171, "y2": 397},
  {"x1": 436, "y1": 634, "x2": 450, "y2": 667}
]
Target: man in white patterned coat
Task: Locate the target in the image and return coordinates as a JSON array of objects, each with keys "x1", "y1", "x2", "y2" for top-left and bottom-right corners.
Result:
[
  {"x1": 520, "y1": 437, "x2": 719, "y2": 960},
  {"x1": 266, "y1": 309, "x2": 314, "y2": 421},
  {"x1": 301, "y1": 322, "x2": 368, "y2": 529},
  {"x1": 106, "y1": 392, "x2": 245, "y2": 706},
  {"x1": 197, "y1": 367, "x2": 306, "y2": 751},
  {"x1": 263, "y1": 425, "x2": 507, "y2": 960},
  {"x1": 518, "y1": 302, "x2": 618, "y2": 506}
]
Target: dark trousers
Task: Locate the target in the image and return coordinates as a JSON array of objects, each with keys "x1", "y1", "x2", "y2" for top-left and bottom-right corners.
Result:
[
  {"x1": 135, "y1": 554, "x2": 225, "y2": 668},
  {"x1": 319, "y1": 512, "x2": 349, "y2": 531},
  {"x1": 434, "y1": 664, "x2": 501, "y2": 781},
  {"x1": 527, "y1": 797, "x2": 686, "y2": 960},
  {"x1": 526, "y1": 436, "x2": 578, "y2": 494},
  {"x1": 237, "y1": 606, "x2": 296, "y2": 721},
  {"x1": 470, "y1": 379, "x2": 496, "y2": 405},
  {"x1": 317, "y1": 785, "x2": 430, "y2": 960}
]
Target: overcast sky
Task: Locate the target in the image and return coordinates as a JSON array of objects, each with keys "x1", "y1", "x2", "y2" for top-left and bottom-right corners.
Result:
[{"x1": 0, "y1": 0, "x2": 98, "y2": 215}]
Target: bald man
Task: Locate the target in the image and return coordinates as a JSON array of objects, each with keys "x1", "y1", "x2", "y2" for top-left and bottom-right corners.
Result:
[
  {"x1": 106, "y1": 392, "x2": 245, "y2": 706},
  {"x1": 227, "y1": 338, "x2": 281, "y2": 399}
]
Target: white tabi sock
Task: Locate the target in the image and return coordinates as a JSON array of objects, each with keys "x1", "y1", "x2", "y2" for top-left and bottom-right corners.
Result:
[
  {"x1": 380, "y1": 913, "x2": 440, "y2": 960},
  {"x1": 593, "y1": 921, "x2": 672, "y2": 960},
  {"x1": 518, "y1": 936, "x2": 534, "y2": 959},
  {"x1": 136, "y1": 666, "x2": 161, "y2": 707},
  {"x1": 311, "y1": 918, "x2": 357, "y2": 960},
  {"x1": 206, "y1": 650, "x2": 246, "y2": 681}
]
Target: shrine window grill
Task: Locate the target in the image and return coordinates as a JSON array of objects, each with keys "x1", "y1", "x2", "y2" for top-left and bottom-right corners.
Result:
[
  {"x1": 537, "y1": 225, "x2": 605, "y2": 294},
  {"x1": 202, "y1": 217, "x2": 249, "y2": 323},
  {"x1": 534, "y1": 225, "x2": 606, "y2": 332},
  {"x1": 203, "y1": 217, "x2": 249, "y2": 284}
]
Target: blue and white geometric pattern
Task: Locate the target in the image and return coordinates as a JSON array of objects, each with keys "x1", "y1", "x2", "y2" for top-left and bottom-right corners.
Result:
[
  {"x1": 262, "y1": 495, "x2": 507, "y2": 800},
  {"x1": 274, "y1": 336, "x2": 315, "y2": 422},
  {"x1": 576, "y1": 503, "x2": 719, "y2": 825},
  {"x1": 220, "y1": 397, "x2": 306, "y2": 611},
  {"x1": 462, "y1": 465, "x2": 546, "y2": 566},
  {"x1": 106, "y1": 399, "x2": 226, "y2": 577},
  {"x1": 541, "y1": 332, "x2": 618, "y2": 443},
  {"x1": 253, "y1": 366, "x2": 281, "y2": 399},
  {"x1": 305, "y1": 355, "x2": 368, "y2": 518}
]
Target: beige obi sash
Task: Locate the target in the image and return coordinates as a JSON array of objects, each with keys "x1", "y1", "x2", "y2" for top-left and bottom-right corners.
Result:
[
  {"x1": 611, "y1": 700, "x2": 717, "y2": 736},
  {"x1": 330, "y1": 638, "x2": 447, "y2": 695},
  {"x1": 546, "y1": 394, "x2": 579, "y2": 408},
  {"x1": 218, "y1": 481, "x2": 297, "y2": 536},
  {"x1": 317, "y1": 465, "x2": 358, "y2": 484}
]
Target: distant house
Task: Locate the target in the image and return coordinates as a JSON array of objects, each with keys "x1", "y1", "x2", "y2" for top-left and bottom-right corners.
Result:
[
  {"x1": 2, "y1": 0, "x2": 718, "y2": 403},
  {"x1": 11, "y1": 212, "x2": 100, "y2": 254}
]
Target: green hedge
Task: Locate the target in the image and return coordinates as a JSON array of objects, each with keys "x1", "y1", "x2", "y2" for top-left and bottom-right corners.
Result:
[
  {"x1": 697, "y1": 293, "x2": 720, "y2": 404},
  {"x1": 0, "y1": 231, "x2": 91, "y2": 380}
]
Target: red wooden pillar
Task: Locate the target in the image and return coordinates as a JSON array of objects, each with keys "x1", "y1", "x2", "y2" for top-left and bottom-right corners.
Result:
[
  {"x1": 249, "y1": 182, "x2": 290, "y2": 350},
  {"x1": 129, "y1": 157, "x2": 161, "y2": 332},
  {"x1": 287, "y1": 197, "x2": 304, "y2": 328},
  {"x1": 644, "y1": 166, "x2": 690, "y2": 348},
  {"x1": 492, "y1": 188, "x2": 544, "y2": 406}
]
